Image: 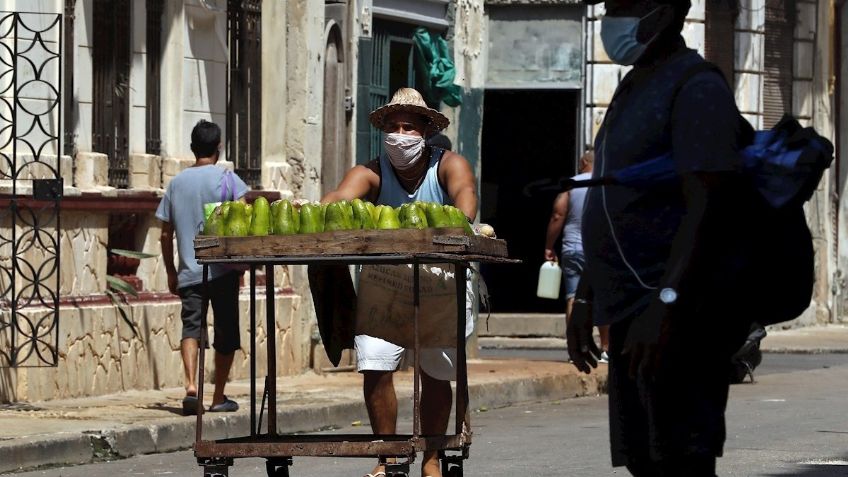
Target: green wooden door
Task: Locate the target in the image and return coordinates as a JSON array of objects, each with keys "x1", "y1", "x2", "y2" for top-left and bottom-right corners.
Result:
[{"x1": 357, "y1": 20, "x2": 416, "y2": 165}]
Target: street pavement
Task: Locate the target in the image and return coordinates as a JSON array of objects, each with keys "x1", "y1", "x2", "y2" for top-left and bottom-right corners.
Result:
[
  {"x1": 1, "y1": 324, "x2": 847, "y2": 476},
  {"x1": 6, "y1": 351, "x2": 848, "y2": 477}
]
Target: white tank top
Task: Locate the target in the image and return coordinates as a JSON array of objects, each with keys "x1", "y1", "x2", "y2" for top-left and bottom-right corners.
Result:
[{"x1": 562, "y1": 171, "x2": 592, "y2": 254}]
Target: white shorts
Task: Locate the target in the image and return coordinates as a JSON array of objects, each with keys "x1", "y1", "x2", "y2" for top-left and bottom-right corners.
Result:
[{"x1": 355, "y1": 279, "x2": 475, "y2": 381}]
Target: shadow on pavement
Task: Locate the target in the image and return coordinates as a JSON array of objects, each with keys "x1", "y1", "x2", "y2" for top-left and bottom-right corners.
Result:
[
  {"x1": 763, "y1": 455, "x2": 848, "y2": 477},
  {"x1": 140, "y1": 402, "x2": 185, "y2": 416}
]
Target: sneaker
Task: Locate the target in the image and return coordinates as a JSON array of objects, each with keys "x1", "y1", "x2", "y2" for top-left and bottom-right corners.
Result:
[
  {"x1": 209, "y1": 396, "x2": 239, "y2": 412},
  {"x1": 599, "y1": 351, "x2": 610, "y2": 364}
]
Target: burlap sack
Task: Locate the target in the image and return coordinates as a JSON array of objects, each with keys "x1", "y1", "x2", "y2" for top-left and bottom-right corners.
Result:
[{"x1": 355, "y1": 264, "x2": 459, "y2": 348}]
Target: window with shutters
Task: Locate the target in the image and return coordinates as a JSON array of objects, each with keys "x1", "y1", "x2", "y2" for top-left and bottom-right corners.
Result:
[
  {"x1": 92, "y1": 0, "x2": 131, "y2": 188},
  {"x1": 63, "y1": 0, "x2": 76, "y2": 157},
  {"x1": 763, "y1": 0, "x2": 796, "y2": 128},
  {"x1": 146, "y1": 0, "x2": 163, "y2": 156},
  {"x1": 227, "y1": 0, "x2": 262, "y2": 188},
  {"x1": 704, "y1": 0, "x2": 738, "y2": 85},
  {"x1": 356, "y1": 20, "x2": 417, "y2": 165}
]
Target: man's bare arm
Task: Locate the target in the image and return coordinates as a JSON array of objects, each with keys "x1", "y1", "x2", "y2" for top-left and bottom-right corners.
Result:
[
  {"x1": 160, "y1": 221, "x2": 178, "y2": 294},
  {"x1": 439, "y1": 151, "x2": 478, "y2": 219},
  {"x1": 544, "y1": 192, "x2": 569, "y2": 260},
  {"x1": 321, "y1": 165, "x2": 379, "y2": 204}
]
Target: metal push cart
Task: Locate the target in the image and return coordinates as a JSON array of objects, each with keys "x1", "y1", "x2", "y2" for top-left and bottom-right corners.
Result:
[{"x1": 192, "y1": 229, "x2": 513, "y2": 477}]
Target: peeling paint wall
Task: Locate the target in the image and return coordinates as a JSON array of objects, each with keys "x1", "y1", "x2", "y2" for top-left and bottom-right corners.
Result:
[
  {"x1": 284, "y1": 0, "x2": 326, "y2": 202},
  {"x1": 0, "y1": 294, "x2": 302, "y2": 402},
  {"x1": 0, "y1": 0, "x2": 320, "y2": 402}
]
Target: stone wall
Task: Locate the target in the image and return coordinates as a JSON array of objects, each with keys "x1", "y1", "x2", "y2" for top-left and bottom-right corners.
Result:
[{"x1": 0, "y1": 292, "x2": 303, "y2": 402}]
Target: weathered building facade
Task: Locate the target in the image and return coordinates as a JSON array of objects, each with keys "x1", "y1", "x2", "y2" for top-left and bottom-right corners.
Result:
[
  {"x1": 0, "y1": 0, "x2": 843, "y2": 403},
  {"x1": 0, "y1": 0, "x2": 486, "y2": 402},
  {"x1": 481, "y1": 0, "x2": 846, "y2": 327}
]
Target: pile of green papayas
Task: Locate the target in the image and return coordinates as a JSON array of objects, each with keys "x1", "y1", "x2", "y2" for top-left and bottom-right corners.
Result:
[{"x1": 203, "y1": 198, "x2": 472, "y2": 236}]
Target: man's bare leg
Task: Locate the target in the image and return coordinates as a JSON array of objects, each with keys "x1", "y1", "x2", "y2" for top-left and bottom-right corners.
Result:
[
  {"x1": 421, "y1": 371, "x2": 452, "y2": 477},
  {"x1": 181, "y1": 338, "x2": 199, "y2": 396},
  {"x1": 364, "y1": 371, "x2": 397, "y2": 476},
  {"x1": 565, "y1": 297, "x2": 575, "y2": 361},
  {"x1": 212, "y1": 350, "x2": 235, "y2": 406}
]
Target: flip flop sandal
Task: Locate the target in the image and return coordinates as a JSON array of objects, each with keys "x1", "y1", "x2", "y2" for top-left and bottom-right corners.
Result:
[
  {"x1": 182, "y1": 395, "x2": 198, "y2": 416},
  {"x1": 208, "y1": 396, "x2": 239, "y2": 412}
]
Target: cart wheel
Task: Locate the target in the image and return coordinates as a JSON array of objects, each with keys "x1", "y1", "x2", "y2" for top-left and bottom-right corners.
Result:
[
  {"x1": 202, "y1": 465, "x2": 229, "y2": 477},
  {"x1": 200, "y1": 458, "x2": 232, "y2": 477},
  {"x1": 384, "y1": 461, "x2": 410, "y2": 477},
  {"x1": 266, "y1": 458, "x2": 292, "y2": 477},
  {"x1": 444, "y1": 463, "x2": 463, "y2": 477}
]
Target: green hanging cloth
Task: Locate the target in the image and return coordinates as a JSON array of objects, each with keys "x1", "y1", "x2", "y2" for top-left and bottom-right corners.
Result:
[{"x1": 413, "y1": 27, "x2": 463, "y2": 108}]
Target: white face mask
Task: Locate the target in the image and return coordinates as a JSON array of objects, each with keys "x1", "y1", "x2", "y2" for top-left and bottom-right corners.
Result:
[
  {"x1": 601, "y1": 7, "x2": 665, "y2": 66},
  {"x1": 384, "y1": 133, "x2": 425, "y2": 171}
]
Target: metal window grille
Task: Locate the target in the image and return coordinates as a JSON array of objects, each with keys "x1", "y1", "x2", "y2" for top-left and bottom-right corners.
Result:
[
  {"x1": 704, "y1": 0, "x2": 738, "y2": 85},
  {"x1": 92, "y1": 0, "x2": 131, "y2": 188},
  {"x1": 227, "y1": 0, "x2": 262, "y2": 188},
  {"x1": 146, "y1": 0, "x2": 163, "y2": 156},
  {"x1": 763, "y1": 0, "x2": 796, "y2": 128}
]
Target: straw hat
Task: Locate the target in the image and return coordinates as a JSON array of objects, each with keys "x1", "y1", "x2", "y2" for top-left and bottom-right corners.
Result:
[{"x1": 369, "y1": 88, "x2": 450, "y2": 132}]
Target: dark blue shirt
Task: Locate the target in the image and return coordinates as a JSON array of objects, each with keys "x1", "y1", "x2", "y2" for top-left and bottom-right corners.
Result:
[{"x1": 583, "y1": 49, "x2": 746, "y2": 326}]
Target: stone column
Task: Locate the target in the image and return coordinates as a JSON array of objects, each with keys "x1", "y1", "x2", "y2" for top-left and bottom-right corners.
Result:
[{"x1": 159, "y1": 0, "x2": 185, "y2": 159}]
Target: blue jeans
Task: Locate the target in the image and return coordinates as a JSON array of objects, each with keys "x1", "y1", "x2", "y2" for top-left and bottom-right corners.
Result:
[{"x1": 560, "y1": 251, "x2": 585, "y2": 299}]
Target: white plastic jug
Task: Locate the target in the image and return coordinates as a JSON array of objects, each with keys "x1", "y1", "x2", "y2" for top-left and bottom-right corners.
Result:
[{"x1": 536, "y1": 260, "x2": 562, "y2": 299}]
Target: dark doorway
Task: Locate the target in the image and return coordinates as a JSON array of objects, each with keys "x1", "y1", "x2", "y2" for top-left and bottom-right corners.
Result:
[{"x1": 480, "y1": 90, "x2": 580, "y2": 313}]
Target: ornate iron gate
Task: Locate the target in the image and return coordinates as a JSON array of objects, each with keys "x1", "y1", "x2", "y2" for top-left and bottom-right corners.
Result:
[{"x1": 0, "y1": 12, "x2": 64, "y2": 367}]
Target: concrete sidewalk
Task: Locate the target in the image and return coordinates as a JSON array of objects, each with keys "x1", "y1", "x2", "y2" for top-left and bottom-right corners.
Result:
[
  {"x1": 2, "y1": 324, "x2": 845, "y2": 474},
  {"x1": 479, "y1": 318, "x2": 848, "y2": 354},
  {"x1": 0, "y1": 358, "x2": 607, "y2": 474}
]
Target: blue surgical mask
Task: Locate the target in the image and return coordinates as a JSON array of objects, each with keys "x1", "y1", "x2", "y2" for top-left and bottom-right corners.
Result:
[{"x1": 601, "y1": 9, "x2": 662, "y2": 66}]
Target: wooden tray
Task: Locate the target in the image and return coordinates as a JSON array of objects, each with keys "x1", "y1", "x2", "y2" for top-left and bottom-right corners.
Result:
[{"x1": 194, "y1": 228, "x2": 508, "y2": 258}]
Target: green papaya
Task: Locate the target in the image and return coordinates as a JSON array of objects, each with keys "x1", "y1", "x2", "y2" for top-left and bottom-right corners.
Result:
[
  {"x1": 220, "y1": 201, "x2": 232, "y2": 220},
  {"x1": 373, "y1": 205, "x2": 386, "y2": 224},
  {"x1": 203, "y1": 205, "x2": 224, "y2": 235},
  {"x1": 413, "y1": 204, "x2": 429, "y2": 228},
  {"x1": 336, "y1": 200, "x2": 353, "y2": 224},
  {"x1": 445, "y1": 205, "x2": 474, "y2": 235},
  {"x1": 299, "y1": 203, "x2": 324, "y2": 233},
  {"x1": 423, "y1": 202, "x2": 451, "y2": 228},
  {"x1": 245, "y1": 203, "x2": 254, "y2": 231},
  {"x1": 376, "y1": 205, "x2": 401, "y2": 230},
  {"x1": 365, "y1": 202, "x2": 377, "y2": 224},
  {"x1": 399, "y1": 203, "x2": 428, "y2": 229},
  {"x1": 271, "y1": 199, "x2": 299, "y2": 235},
  {"x1": 291, "y1": 202, "x2": 300, "y2": 232},
  {"x1": 249, "y1": 197, "x2": 271, "y2": 236},
  {"x1": 226, "y1": 201, "x2": 250, "y2": 236},
  {"x1": 352, "y1": 198, "x2": 375, "y2": 229},
  {"x1": 270, "y1": 199, "x2": 281, "y2": 228},
  {"x1": 324, "y1": 202, "x2": 353, "y2": 231}
]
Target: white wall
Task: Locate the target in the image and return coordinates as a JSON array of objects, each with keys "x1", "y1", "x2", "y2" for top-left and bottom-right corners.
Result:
[{"x1": 181, "y1": 0, "x2": 227, "y2": 160}]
